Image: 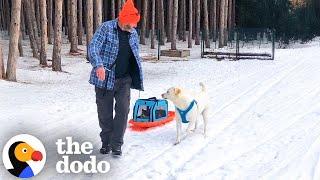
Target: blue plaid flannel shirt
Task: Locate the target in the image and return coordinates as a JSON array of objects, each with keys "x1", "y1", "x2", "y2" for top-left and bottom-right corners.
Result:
[{"x1": 88, "y1": 19, "x2": 144, "y2": 91}]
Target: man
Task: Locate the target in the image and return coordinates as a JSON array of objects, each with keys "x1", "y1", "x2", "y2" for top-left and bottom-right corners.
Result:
[{"x1": 88, "y1": 0, "x2": 143, "y2": 156}]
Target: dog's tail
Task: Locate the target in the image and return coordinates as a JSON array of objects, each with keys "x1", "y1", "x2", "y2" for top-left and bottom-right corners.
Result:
[{"x1": 199, "y1": 82, "x2": 206, "y2": 92}]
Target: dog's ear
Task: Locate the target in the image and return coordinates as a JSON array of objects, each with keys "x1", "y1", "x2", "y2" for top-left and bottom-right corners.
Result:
[{"x1": 174, "y1": 88, "x2": 181, "y2": 95}]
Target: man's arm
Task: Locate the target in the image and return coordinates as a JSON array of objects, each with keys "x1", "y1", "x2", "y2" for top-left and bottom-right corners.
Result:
[
  {"x1": 88, "y1": 23, "x2": 108, "y2": 68},
  {"x1": 133, "y1": 29, "x2": 140, "y2": 50}
]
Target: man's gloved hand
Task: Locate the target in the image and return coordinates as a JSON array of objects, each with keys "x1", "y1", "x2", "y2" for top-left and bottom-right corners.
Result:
[{"x1": 96, "y1": 66, "x2": 106, "y2": 80}]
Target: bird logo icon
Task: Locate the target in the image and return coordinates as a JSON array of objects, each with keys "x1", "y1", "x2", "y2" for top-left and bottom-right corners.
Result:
[{"x1": 2, "y1": 134, "x2": 46, "y2": 178}]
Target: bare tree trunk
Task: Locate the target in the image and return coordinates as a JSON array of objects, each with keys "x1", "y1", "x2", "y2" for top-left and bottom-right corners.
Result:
[
  {"x1": 67, "y1": 0, "x2": 71, "y2": 41},
  {"x1": 166, "y1": 0, "x2": 173, "y2": 42},
  {"x1": 178, "y1": 0, "x2": 186, "y2": 41},
  {"x1": 63, "y1": 0, "x2": 67, "y2": 35},
  {"x1": 217, "y1": 0, "x2": 221, "y2": 39},
  {"x1": 208, "y1": 0, "x2": 213, "y2": 39},
  {"x1": 178, "y1": 0, "x2": 183, "y2": 40},
  {"x1": 19, "y1": 5, "x2": 24, "y2": 55},
  {"x1": 47, "y1": 0, "x2": 53, "y2": 44},
  {"x1": 171, "y1": 0, "x2": 178, "y2": 50},
  {"x1": 203, "y1": 0, "x2": 210, "y2": 48},
  {"x1": 188, "y1": 0, "x2": 193, "y2": 48},
  {"x1": 140, "y1": 0, "x2": 147, "y2": 45},
  {"x1": 6, "y1": 0, "x2": 22, "y2": 81},
  {"x1": 219, "y1": 0, "x2": 226, "y2": 48},
  {"x1": 195, "y1": 0, "x2": 200, "y2": 45},
  {"x1": 20, "y1": 5, "x2": 26, "y2": 39},
  {"x1": 86, "y1": 0, "x2": 94, "y2": 59},
  {"x1": 35, "y1": 0, "x2": 41, "y2": 31},
  {"x1": 213, "y1": 0, "x2": 217, "y2": 41},
  {"x1": 117, "y1": 0, "x2": 121, "y2": 16},
  {"x1": 82, "y1": 1, "x2": 86, "y2": 35},
  {"x1": 224, "y1": 0, "x2": 229, "y2": 45},
  {"x1": 0, "y1": 1, "x2": 4, "y2": 30},
  {"x1": 39, "y1": 0, "x2": 47, "y2": 66},
  {"x1": 78, "y1": 0, "x2": 83, "y2": 45},
  {"x1": 158, "y1": 0, "x2": 165, "y2": 45},
  {"x1": 94, "y1": 0, "x2": 102, "y2": 32},
  {"x1": 18, "y1": 33, "x2": 24, "y2": 57},
  {"x1": 182, "y1": 0, "x2": 186, "y2": 41},
  {"x1": 151, "y1": 0, "x2": 155, "y2": 49},
  {"x1": 24, "y1": 0, "x2": 39, "y2": 59},
  {"x1": 192, "y1": 0, "x2": 195, "y2": 39},
  {"x1": 145, "y1": 0, "x2": 150, "y2": 39},
  {"x1": 228, "y1": 0, "x2": 232, "y2": 29},
  {"x1": 52, "y1": 0, "x2": 63, "y2": 71},
  {"x1": 0, "y1": 42, "x2": 5, "y2": 79},
  {"x1": 0, "y1": 1, "x2": 4, "y2": 29},
  {"x1": 70, "y1": 0, "x2": 78, "y2": 53},
  {"x1": 4, "y1": 0, "x2": 10, "y2": 33},
  {"x1": 102, "y1": 0, "x2": 108, "y2": 21},
  {"x1": 232, "y1": 0, "x2": 236, "y2": 29},
  {"x1": 29, "y1": 0, "x2": 40, "y2": 52},
  {"x1": 111, "y1": 0, "x2": 115, "y2": 19}
]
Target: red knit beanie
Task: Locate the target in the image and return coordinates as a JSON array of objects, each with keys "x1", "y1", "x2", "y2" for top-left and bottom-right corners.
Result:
[{"x1": 119, "y1": 0, "x2": 141, "y2": 26}]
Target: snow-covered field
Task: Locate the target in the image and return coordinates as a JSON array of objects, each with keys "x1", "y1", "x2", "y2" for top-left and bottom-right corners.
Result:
[{"x1": 1, "y1": 37, "x2": 320, "y2": 180}]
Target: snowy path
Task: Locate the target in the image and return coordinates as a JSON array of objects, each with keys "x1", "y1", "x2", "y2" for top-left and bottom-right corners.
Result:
[
  {"x1": 1, "y1": 40, "x2": 320, "y2": 179},
  {"x1": 125, "y1": 50, "x2": 320, "y2": 179}
]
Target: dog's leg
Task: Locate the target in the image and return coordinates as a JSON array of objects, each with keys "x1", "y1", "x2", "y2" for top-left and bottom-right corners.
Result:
[
  {"x1": 187, "y1": 121, "x2": 196, "y2": 134},
  {"x1": 175, "y1": 117, "x2": 182, "y2": 145},
  {"x1": 186, "y1": 111, "x2": 197, "y2": 134},
  {"x1": 202, "y1": 108, "x2": 209, "y2": 138},
  {"x1": 187, "y1": 119, "x2": 196, "y2": 133}
]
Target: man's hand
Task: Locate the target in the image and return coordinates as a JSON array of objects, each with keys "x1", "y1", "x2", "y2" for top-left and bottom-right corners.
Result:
[{"x1": 96, "y1": 66, "x2": 106, "y2": 80}]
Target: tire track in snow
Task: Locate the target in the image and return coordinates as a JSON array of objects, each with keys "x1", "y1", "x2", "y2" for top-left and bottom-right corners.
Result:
[
  {"x1": 109, "y1": 56, "x2": 300, "y2": 179},
  {"x1": 194, "y1": 103, "x2": 320, "y2": 179},
  {"x1": 171, "y1": 59, "x2": 320, "y2": 179},
  {"x1": 209, "y1": 56, "x2": 294, "y2": 93},
  {"x1": 87, "y1": 56, "x2": 301, "y2": 179},
  {"x1": 27, "y1": 53, "x2": 304, "y2": 179},
  {"x1": 175, "y1": 92, "x2": 320, "y2": 179},
  {"x1": 48, "y1": 57, "x2": 315, "y2": 180},
  {"x1": 171, "y1": 60, "x2": 320, "y2": 179},
  {"x1": 13, "y1": 56, "x2": 303, "y2": 180},
  {"x1": 124, "y1": 53, "x2": 309, "y2": 179},
  {"x1": 265, "y1": 117, "x2": 320, "y2": 180},
  {"x1": 115, "y1": 75, "x2": 267, "y2": 179},
  {"x1": 98, "y1": 56, "x2": 300, "y2": 179}
]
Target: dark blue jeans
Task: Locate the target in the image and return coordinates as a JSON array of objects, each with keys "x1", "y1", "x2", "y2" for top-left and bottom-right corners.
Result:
[{"x1": 95, "y1": 76, "x2": 132, "y2": 148}]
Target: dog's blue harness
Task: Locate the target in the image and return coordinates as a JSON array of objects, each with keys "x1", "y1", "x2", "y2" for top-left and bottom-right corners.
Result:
[{"x1": 176, "y1": 100, "x2": 197, "y2": 123}]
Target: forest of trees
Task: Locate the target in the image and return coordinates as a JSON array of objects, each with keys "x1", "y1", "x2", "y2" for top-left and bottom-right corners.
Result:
[
  {"x1": 237, "y1": 0, "x2": 320, "y2": 43},
  {"x1": 0, "y1": 0, "x2": 236, "y2": 81},
  {"x1": 0, "y1": 0, "x2": 319, "y2": 81}
]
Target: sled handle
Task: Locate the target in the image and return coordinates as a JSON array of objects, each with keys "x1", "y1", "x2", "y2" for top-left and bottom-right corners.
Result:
[{"x1": 148, "y1": 97, "x2": 157, "y2": 100}]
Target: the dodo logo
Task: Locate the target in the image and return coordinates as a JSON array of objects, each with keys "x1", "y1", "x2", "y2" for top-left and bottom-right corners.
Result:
[{"x1": 2, "y1": 134, "x2": 46, "y2": 178}]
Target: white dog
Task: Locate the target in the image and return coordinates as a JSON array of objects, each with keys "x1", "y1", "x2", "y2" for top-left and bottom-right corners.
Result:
[{"x1": 161, "y1": 82, "x2": 210, "y2": 145}]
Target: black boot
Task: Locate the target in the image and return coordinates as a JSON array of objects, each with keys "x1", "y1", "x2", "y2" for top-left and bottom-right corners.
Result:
[
  {"x1": 112, "y1": 146, "x2": 122, "y2": 156},
  {"x1": 100, "y1": 143, "x2": 111, "y2": 154}
]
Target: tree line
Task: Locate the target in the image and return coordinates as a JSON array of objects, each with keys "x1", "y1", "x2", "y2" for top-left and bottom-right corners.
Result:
[
  {"x1": 237, "y1": 0, "x2": 320, "y2": 43},
  {"x1": 0, "y1": 0, "x2": 236, "y2": 81},
  {"x1": 0, "y1": 0, "x2": 319, "y2": 82}
]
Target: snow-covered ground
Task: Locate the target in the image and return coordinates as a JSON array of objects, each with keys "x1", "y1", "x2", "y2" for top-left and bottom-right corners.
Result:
[{"x1": 1, "y1": 36, "x2": 320, "y2": 180}]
